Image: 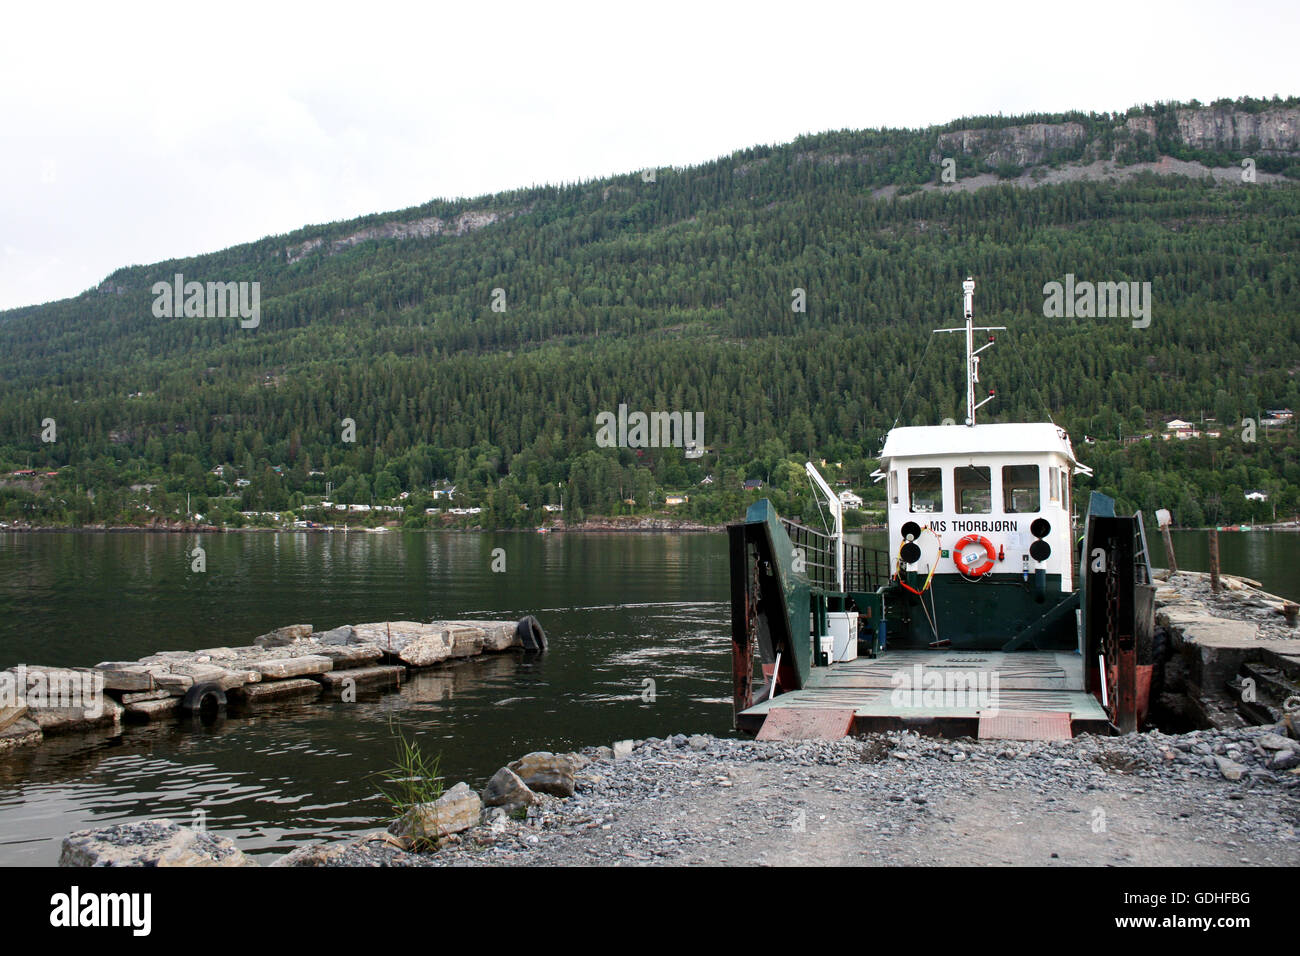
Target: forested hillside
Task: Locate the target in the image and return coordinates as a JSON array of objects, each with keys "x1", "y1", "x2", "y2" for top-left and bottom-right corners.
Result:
[{"x1": 1, "y1": 97, "x2": 1297, "y2": 530}]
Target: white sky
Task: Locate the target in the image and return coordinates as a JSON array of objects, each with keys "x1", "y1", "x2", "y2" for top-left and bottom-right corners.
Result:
[{"x1": 1, "y1": 0, "x2": 1296, "y2": 311}]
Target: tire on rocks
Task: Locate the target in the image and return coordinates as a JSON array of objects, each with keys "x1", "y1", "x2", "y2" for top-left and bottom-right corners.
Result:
[
  {"x1": 516, "y1": 615, "x2": 547, "y2": 652},
  {"x1": 181, "y1": 681, "x2": 227, "y2": 723}
]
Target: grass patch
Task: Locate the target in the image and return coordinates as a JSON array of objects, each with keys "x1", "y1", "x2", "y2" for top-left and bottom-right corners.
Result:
[{"x1": 375, "y1": 722, "x2": 444, "y2": 851}]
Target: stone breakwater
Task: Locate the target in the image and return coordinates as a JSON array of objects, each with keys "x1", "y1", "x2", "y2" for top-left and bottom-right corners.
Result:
[
  {"x1": 1152, "y1": 569, "x2": 1300, "y2": 730},
  {"x1": 57, "y1": 725, "x2": 1300, "y2": 867},
  {"x1": 0, "y1": 617, "x2": 542, "y2": 755}
]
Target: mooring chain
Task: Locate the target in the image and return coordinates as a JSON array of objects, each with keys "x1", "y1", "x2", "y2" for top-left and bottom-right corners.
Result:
[
  {"x1": 1104, "y1": 543, "x2": 1120, "y2": 724},
  {"x1": 742, "y1": 548, "x2": 762, "y2": 705}
]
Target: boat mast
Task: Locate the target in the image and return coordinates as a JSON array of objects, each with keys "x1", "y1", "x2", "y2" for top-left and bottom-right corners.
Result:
[{"x1": 936, "y1": 277, "x2": 1005, "y2": 426}]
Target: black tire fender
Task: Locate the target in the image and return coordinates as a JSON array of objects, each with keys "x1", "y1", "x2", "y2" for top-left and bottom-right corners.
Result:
[
  {"x1": 181, "y1": 681, "x2": 227, "y2": 719},
  {"x1": 516, "y1": 615, "x2": 547, "y2": 652}
]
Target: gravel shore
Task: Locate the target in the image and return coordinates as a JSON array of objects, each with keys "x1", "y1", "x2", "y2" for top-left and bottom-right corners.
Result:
[{"x1": 291, "y1": 725, "x2": 1300, "y2": 867}]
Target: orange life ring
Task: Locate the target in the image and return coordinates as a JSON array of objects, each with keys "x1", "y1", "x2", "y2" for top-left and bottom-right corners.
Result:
[{"x1": 953, "y1": 534, "x2": 996, "y2": 576}]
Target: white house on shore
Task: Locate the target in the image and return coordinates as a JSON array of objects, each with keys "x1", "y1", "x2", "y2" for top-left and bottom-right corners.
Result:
[{"x1": 838, "y1": 489, "x2": 864, "y2": 509}]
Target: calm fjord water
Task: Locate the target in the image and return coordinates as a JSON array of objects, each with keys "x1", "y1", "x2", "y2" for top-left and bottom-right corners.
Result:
[{"x1": 0, "y1": 529, "x2": 1294, "y2": 866}]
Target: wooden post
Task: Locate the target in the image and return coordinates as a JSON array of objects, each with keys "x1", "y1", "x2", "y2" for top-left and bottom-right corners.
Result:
[
  {"x1": 1156, "y1": 508, "x2": 1178, "y2": 573},
  {"x1": 1208, "y1": 529, "x2": 1220, "y2": 593}
]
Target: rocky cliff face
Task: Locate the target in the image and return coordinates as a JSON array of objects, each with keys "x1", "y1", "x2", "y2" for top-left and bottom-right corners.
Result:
[
  {"x1": 936, "y1": 122, "x2": 1087, "y2": 167},
  {"x1": 938, "y1": 106, "x2": 1300, "y2": 169},
  {"x1": 285, "y1": 209, "x2": 511, "y2": 263},
  {"x1": 1173, "y1": 107, "x2": 1300, "y2": 153}
]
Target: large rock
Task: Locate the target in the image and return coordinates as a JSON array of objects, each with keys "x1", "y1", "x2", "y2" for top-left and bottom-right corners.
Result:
[
  {"x1": 213, "y1": 668, "x2": 263, "y2": 691},
  {"x1": 161, "y1": 662, "x2": 229, "y2": 683},
  {"x1": 30, "y1": 696, "x2": 124, "y2": 735},
  {"x1": 455, "y1": 621, "x2": 522, "y2": 652},
  {"x1": 351, "y1": 621, "x2": 432, "y2": 652},
  {"x1": 273, "y1": 831, "x2": 408, "y2": 866},
  {"x1": 314, "y1": 665, "x2": 404, "y2": 692},
  {"x1": 250, "y1": 655, "x2": 332, "y2": 679},
  {"x1": 253, "y1": 624, "x2": 314, "y2": 648},
  {"x1": 17, "y1": 667, "x2": 121, "y2": 734},
  {"x1": 315, "y1": 626, "x2": 355, "y2": 646},
  {"x1": 120, "y1": 689, "x2": 170, "y2": 704},
  {"x1": 448, "y1": 621, "x2": 528, "y2": 652},
  {"x1": 124, "y1": 698, "x2": 181, "y2": 722},
  {"x1": 351, "y1": 620, "x2": 519, "y2": 659},
  {"x1": 445, "y1": 627, "x2": 485, "y2": 659},
  {"x1": 272, "y1": 842, "x2": 353, "y2": 867},
  {"x1": 1270, "y1": 749, "x2": 1300, "y2": 771},
  {"x1": 149, "y1": 660, "x2": 258, "y2": 691},
  {"x1": 561, "y1": 751, "x2": 590, "y2": 771},
  {"x1": 60, "y1": 819, "x2": 256, "y2": 867},
  {"x1": 0, "y1": 703, "x2": 28, "y2": 732},
  {"x1": 1214, "y1": 755, "x2": 1247, "y2": 781},
  {"x1": 234, "y1": 678, "x2": 322, "y2": 705},
  {"x1": 152, "y1": 672, "x2": 194, "y2": 696},
  {"x1": 1255, "y1": 732, "x2": 1298, "y2": 752},
  {"x1": 0, "y1": 716, "x2": 41, "y2": 752},
  {"x1": 398, "y1": 632, "x2": 456, "y2": 667},
  {"x1": 93, "y1": 665, "x2": 156, "y2": 692},
  {"x1": 508, "y1": 752, "x2": 576, "y2": 797},
  {"x1": 388, "y1": 781, "x2": 482, "y2": 844},
  {"x1": 315, "y1": 644, "x2": 383, "y2": 669},
  {"x1": 480, "y1": 766, "x2": 537, "y2": 810}
]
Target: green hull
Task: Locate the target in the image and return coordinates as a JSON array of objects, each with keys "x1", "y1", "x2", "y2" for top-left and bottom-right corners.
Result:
[{"x1": 883, "y1": 573, "x2": 1078, "y2": 651}]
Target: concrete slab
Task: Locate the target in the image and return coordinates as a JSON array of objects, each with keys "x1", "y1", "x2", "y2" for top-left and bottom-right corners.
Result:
[
  {"x1": 979, "y1": 711, "x2": 1073, "y2": 741},
  {"x1": 756, "y1": 707, "x2": 856, "y2": 741}
]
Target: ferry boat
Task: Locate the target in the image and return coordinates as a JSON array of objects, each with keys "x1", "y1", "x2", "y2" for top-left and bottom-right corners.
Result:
[{"x1": 727, "y1": 278, "x2": 1155, "y2": 741}]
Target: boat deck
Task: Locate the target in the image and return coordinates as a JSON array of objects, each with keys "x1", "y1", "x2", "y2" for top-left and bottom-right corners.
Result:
[{"x1": 737, "y1": 649, "x2": 1110, "y2": 737}]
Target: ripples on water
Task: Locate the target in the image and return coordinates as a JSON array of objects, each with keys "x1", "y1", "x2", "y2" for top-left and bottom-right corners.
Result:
[{"x1": 0, "y1": 531, "x2": 743, "y2": 865}]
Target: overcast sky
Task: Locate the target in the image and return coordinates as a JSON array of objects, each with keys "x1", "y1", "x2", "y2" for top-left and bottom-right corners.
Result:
[{"x1": 1, "y1": 0, "x2": 1295, "y2": 312}]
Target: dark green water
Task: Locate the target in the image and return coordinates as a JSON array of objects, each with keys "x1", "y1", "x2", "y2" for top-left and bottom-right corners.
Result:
[{"x1": 0, "y1": 528, "x2": 1294, "y2": 866}]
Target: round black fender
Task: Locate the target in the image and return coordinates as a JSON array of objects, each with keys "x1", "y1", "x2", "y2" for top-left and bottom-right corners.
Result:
[
  {"x1": 516, "y1": 615, "x2": 547, "y2": 652},
  {"x1": 181, "y1": 681, "x2": 227, "y2": 721}
]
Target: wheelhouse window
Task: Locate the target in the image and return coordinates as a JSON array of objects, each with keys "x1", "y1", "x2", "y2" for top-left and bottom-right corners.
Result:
[
  {"x1": 888, "y1": 470, "x2": 899, "y2": 505},
  {"x1": 1048, "y1": 466, "x2": 1061, "y2": 502},
  {"x1": 955, "y1": 466, "x2": 991, "y2": 514},
  {"x1": 908, "y1": 468, "x2": 942, "y2": 513},
  {"x1": 1003, "y1": 464, "x2": 1040, "y2": 513}
]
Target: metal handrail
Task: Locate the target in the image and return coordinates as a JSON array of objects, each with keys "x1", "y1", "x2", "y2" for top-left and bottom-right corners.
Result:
[{"x1": 779, "y1": 517, "x2": 889, "y2": 593}]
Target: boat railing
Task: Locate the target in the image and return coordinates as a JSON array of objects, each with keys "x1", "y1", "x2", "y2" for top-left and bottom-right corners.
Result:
[
  {"x1": 844, "y1": 541, "x2": 890, "y2": 593},
  {"x1": 778, "y1": 517, "x2": 890, "y2": 593}
]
